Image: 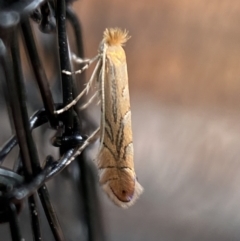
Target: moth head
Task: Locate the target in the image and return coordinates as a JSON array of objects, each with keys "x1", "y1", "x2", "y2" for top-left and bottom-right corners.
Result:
[
  {"x1": 102, "y1": 28, "x2": 131, "y2": 47},
  {"x1": 98, "y1": 28, "x2": 130, "y2": 57}
]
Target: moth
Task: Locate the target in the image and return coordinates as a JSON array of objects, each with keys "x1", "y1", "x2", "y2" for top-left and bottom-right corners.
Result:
[{"x1": 55, "y1": 28, "x2": 143, "y2": 208}]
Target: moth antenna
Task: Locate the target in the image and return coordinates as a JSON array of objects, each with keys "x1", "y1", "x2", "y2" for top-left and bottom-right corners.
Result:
[{"x1": 98, "y1": 44, "x2": 107, "y2": 151}]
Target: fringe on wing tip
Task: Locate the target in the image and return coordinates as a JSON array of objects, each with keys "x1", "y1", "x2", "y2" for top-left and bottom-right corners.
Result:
[{"x1": 102, "y1": 181, "x2": 143, "y2": 209}]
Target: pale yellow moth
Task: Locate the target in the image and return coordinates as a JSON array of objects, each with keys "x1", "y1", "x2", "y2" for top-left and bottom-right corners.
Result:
[
  {"x1": 55, "y1": 28, "x2": 143, "y2": 208},
  {"x1": 97, "y1": 28, "x2": 143, "y2": 208}
]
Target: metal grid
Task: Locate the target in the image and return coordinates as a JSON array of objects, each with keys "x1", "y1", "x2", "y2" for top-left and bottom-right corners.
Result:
[{"x1": 0, "y1": 1, "x2": 105, "y2": 240}]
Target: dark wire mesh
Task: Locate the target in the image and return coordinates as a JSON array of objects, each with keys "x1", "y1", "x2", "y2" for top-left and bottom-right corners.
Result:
[{"x1": 0, "y1": 0, "x2": 105, "y2": 240}]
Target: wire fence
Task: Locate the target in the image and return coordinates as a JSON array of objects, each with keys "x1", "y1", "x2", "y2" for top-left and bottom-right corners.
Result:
[{"x1": 0, "y1": 1, "x2": 105, "y2": 240}]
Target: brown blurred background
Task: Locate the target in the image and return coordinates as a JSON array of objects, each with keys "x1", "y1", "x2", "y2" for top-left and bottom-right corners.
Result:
[
  {"x1": 76, "y1": 0, "x2": 240, "y2": 109},
  {"x1": 70, "y1": 1, "x2": 240, "y2": 241}
]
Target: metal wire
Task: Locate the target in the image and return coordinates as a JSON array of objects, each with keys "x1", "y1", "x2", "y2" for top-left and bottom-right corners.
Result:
[{"x1": 0, "y1": 0, "x2": 105, "y2": 240}]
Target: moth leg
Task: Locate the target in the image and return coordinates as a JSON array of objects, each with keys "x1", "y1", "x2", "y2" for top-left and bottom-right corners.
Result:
[
  {"x1": 55, "y1": 59, "x2": 101, "y2": 114},
  {"x1": 79, "y1": 90, "x2": 99, "y2": 110},
  {"x1": 71, "y1": 53, "x2": 92, "y2": 64},
  {"x1": 97, "y1": 99, "x2": 101, "y2": 106},
  {"x1": 62, "y1": 54, "x2": 99, "y2": 75},
  {"x1": 69, "y1": 127, "x2": 100, "y2": 163}
]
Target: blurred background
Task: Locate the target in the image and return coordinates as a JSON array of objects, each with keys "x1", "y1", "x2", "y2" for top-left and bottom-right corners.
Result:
[
  {"x1": 1, "y1": 0, "x2": 240, "y2": 241},
  {"x1": 72, "y1": 0, "x2": 240, "y2": 241}
]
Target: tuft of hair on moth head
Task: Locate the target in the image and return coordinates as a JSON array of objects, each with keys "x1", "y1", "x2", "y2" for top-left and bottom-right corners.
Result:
[{"x1": 103, "y1": 28, "x2": 131, "y2": 47}]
